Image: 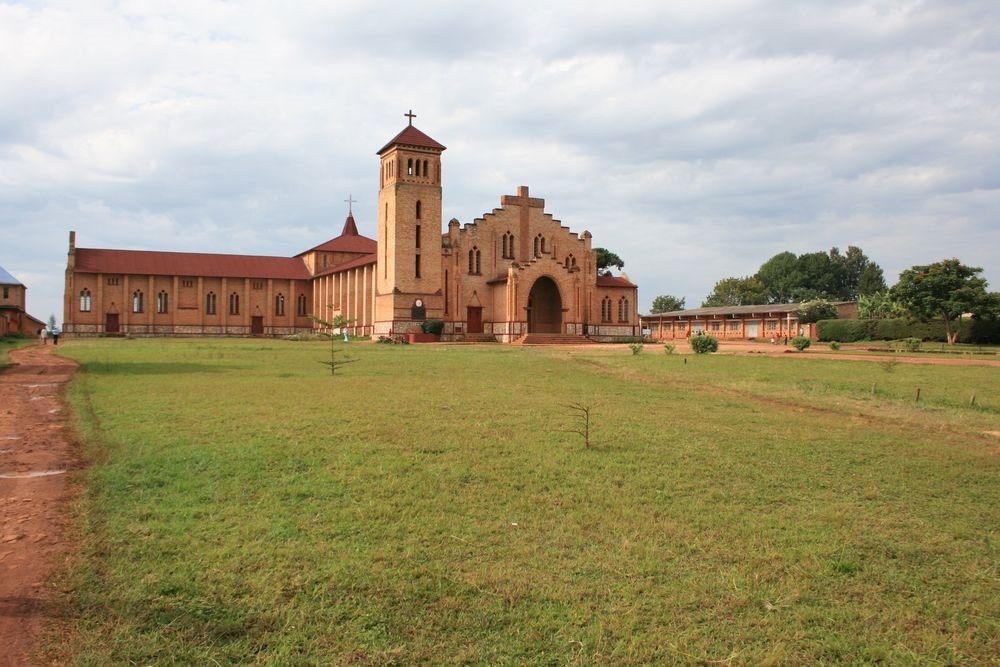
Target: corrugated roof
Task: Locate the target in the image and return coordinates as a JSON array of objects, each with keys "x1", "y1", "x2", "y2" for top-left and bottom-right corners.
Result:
[
  {"x1": 0, "y1": 265, "x2": 24, "y2": 286},
  {"x1": 596, "y1": 275, "x2": 637, "y2": 288},
  {"x1": 377, "y1": 125, "x2": 446, "y2": 155},
  {"x1": 75, "y1": 248, "x2": 312, "y2": 280},
  {"x1": 313, "y1": 253, "x2": 377, "y2": 277},
  {"x1": 642, "y1": 303, "x2": 803, "y2": 318}
]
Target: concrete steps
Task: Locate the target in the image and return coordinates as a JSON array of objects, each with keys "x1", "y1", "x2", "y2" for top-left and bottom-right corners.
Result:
[{"x1": 517, "y1": 333, "x2": 594, "y2": 346}]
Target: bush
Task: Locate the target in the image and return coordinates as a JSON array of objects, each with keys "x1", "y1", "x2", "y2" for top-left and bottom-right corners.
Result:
[
  {"x1": 901, "y1": 337, "x2": 921, "y2": 352},
  {"x1": 816, "y1": 319, "x2": 873, "y2": 342},
  {"x1": 829, "y1": 341, "x2": 841, "y2": 350},
  {"x1": 663, "y1": 343, "x2": 676, "y2": 355},
  {"x1": 689, "y1": 335, "x2": 719, "y2": 354},
  {"x1": 791, "y1": 336, "x2": 811, "y2": 351},
  {"x1": 421, "y1": 319, "x2": 444, "y2": 335},
  {"x1": 628, "y1": 343, "x2": 643, "y2": 355}
]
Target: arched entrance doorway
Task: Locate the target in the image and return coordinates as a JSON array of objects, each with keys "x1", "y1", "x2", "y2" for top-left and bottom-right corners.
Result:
[{"x1": 527, "y1": 276, "x2": 562, "y2": 334}]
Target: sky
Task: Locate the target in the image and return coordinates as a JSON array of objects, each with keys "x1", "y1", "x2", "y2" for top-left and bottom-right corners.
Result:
[{"x1": 2, "y1": 0, "x2": 998, "y2": 323}]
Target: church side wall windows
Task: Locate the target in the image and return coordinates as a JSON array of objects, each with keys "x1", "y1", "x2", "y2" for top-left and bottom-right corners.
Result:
[
  {"x1": 132, "y1": 290, "x2": 144, "y2": 313},
  {"x1": 416, "y1": 200, "x2": 421, "y2": 220},
  {"x1": 415, "y1": 224, "x2": 421, "y2": 249},
  {"x1": 206, "y1": 291, "x2": 217, "y2": 315},
  {"x1": 296, "y1": 293, "x2": 307, "y2": 317},
  {"x1": 502, "y1": 232, "x2": 515, "y2": 259},
  {"x1": 79, "y1": 288, "x2": 92, "y2": 312},
  {"x1": 275, "y1": 293, "x2": 285, "y2": 316},
  {"x1": 229, "y1": 292, "x2": 239, "y2": 315},
  {"x1": 415, "y1": 254, "x2": 421, "y2": 279},
  {"x1": 468, "y1": 247, "x2": 481, "y2": 275},
  {"x1": 157, "y1": 291, "x2": 169, "y2": 314},
  {"x1": 618, "y1": 297, "x2": 629, "y2": 322},
  {"x1": 533, "y1": 236, "x2": 539, "y2": 258},
  {"x1": 407, "y1": 158, "x2": 413, "y2": 176},
  {"x1": 601, "y1": 296, "x2": 612, "y2": 322}
]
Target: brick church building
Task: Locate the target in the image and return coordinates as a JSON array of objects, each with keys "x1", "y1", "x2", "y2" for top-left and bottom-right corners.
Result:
[{"x1": 63, "y1": 117, "x2": 639, "y2": 343}]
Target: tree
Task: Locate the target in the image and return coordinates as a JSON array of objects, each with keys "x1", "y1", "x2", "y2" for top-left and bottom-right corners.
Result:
[
  {"x1": 797, "y1": 299, "x2": 838, "y2": 324},
  {"x1": 890, "y1": 259, "x2": 992, "y2": 345},
  {"x1": 310, "y1": 309, "x2": 357, "y2": 375},
  {"x1": 650, "y1": 294, "x2": 686, "y2": 313},
  {"x1": 755, "y1": 252, "x2": 801, "y2": 303},
  {"x1": 593, "y1": 248, "x2": 624, "y2": 276},
  {"x1": 702, "y1": 276, "x2": 768, "y2": 307},
  {"x1": 857, "y1": 291, "x2": 906, "y2": 320}
]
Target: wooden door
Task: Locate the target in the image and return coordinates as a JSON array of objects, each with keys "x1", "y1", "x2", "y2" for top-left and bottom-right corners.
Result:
[
  {"x1": 467, "y1": 307, "x2": 483, "y2": 334},
  {"x1": 251, "y1": 316, "x2": 264, "y2": 335},
  {"x1": 105, "y1": 313, "x2": 120, "y2": 333}
]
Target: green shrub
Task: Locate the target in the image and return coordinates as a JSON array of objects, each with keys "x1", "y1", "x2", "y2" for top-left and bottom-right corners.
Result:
[
  {"x1": 628, "y1": 343, "x2": 643, "y2": 355},
  {"x1": 816, "y1": 319, "x2": 873, "y2": 342},
  {"x1": 421, "y1": 319, "x2": 444, "y2": 335},
  {"x1": 689, "y1": 335, "x2": 719, "y2": 354},
  {"x1": 663, "y1": 343, "x2": 676, "y2": 355},
  {"x1": 791, "y1": 336, "x2": 811, "y2": 351},
  {"x1": 901, "y1": 337, "x2": 921, "y2": 352},
  {"x1": 829, "y1": 341, "x2": 841, "y2": 351}
]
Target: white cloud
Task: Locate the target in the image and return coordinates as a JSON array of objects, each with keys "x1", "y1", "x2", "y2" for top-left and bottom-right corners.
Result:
[{"x1": 2, "y1": 0, "x2": 998, "y2": 320}]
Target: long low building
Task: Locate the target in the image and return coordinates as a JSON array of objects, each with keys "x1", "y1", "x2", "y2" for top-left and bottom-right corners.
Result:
[
  {"x1": 641, "y1": 302, "x2": 858, "y2": 341},
  {"x1": 0, "y1": 265, "x2": 45, "y2": 337}
]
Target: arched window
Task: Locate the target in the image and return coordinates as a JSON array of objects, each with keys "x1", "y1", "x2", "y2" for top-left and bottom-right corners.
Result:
[
  {"x1": 407, "y1": 158, "x2": 413, "y2": 176},
  {"x1": 533, "y1": 236, "x2": 540, "y2": 258},
  {"x1": 79, "y1": 288, "x2": 91, "y2": 312},
  {"x1": 601, "y1": 296, "x2": 611, "y2": 322},
  {"x1": 415, "y1": 200, "x2": 421, "y2": 219},
  {"x1": 156, "y1": 290, "x2": 169, "y2": 314},
  {"x1": 205, "y1": 291, "x2": 217, "y2": 315},
  {"x1": 275, "y1": 293, "x2": 285, "y2": 316},
  {"x1": 132, "y1": 290, "x2": 143, "y2": 313},
  {"x1": 423, "y1": 160, "x2": 428, "y2": 177},
  {"x1": 502, "y1": 231, "x2": 515, "y2": 259},
  {"x1": 229, "y1": 292, "x2": 239, "y2": 315},
  {"x1": 296, "y1": 293, "x2": 307, "y2": 317},
  {"x1": 468, "y1": 247, "x2": 481, "y2": 274},
  {"x1": 618, "y1": 297, "x2": 628, "y2": 322},
  {"x1": 565, "y1": 254, "x2": 575, "y2": 269}
]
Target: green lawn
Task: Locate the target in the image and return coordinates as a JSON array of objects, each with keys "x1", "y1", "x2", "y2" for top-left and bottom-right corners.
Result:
[{"x1": 52, "y1": 339, "x2": 998, "y2": 665}]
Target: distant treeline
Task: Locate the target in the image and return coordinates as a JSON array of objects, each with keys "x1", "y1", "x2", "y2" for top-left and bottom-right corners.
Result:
[{"x1": 817, "y1": 318, "x2": 1000, "y2": 344}]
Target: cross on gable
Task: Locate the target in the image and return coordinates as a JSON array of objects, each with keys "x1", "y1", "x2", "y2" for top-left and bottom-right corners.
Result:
[
  {"x1": 344, "y1": 194, "x2": 357, "y2": 213},
  {"x1": 501, "y1": 185, "x2": 545, "y2": 208},
  {"x1": 405, "y1": 109, "x2": 416, "y2": 126}
]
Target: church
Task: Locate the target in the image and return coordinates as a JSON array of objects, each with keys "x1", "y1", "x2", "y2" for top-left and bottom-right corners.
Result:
[{"x1": 63, "y1": 117, "x2": 639, "y2": 343}]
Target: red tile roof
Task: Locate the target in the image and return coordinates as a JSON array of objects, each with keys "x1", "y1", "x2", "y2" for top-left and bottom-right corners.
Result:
[
  {"x1": 596, "y1": 275, "x2": 637, "y2": 288},
  {"x1": 75, "y1": 248, "x2": 312, "y2": 280},
  {"x1": 314, "y1": 253, "x2": 377, "y2": 277},
  {"x1": 377, "y1": 125, "x2": 446, "y2": 155},
  {"x1": 298, "y1": 213, "x2": 377, "y2": 256}
]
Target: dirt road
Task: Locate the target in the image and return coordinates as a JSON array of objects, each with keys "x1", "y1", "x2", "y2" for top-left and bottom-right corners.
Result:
[{"x1": 0, "y1": 345, "x2": 79, "y2": 667}]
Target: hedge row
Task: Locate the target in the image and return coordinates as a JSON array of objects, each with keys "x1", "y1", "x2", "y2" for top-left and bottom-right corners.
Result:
[{"x1": 816, "y1": 318, "x2": 1000, "y2": 344}]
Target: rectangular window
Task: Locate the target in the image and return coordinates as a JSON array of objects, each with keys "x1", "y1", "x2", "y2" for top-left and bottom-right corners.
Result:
[
  {"x1": 415, "y1": 254, "x2": 421, "y2": 278},
  {"x1": 252, "y1": 280, "x2": 264, "y2": 290},
  {"x1": 766, "y1": 320, "x2": 778, "y2": 331},
  {"x1": 297, "y1": 294, "x2": 307, "y2": 317},
  {"x1": 727, "y1": 320, "x2": 740, "y2": 331},
  {"x1": 2, "y1": 287, "x2": 7, "y2": 299},
  {"x1": 106, "y1": 277, "x2": 119, "y2": 286},
  {"x1": 181, "y1": 278, "x2": 194, "y2": 288},
  {"x1": 710, "y1": 321, "x2": 721, "y2": 331}
]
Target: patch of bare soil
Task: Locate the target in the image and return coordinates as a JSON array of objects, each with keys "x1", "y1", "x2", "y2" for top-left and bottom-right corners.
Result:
[{"x1": 0, "y1": 345, "x2": 79, "y2": 667}]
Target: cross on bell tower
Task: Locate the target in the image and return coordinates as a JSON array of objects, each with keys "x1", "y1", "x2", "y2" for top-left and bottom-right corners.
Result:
[{"x1": 405, "y1": 109, "x2": 416, "y2": 126}]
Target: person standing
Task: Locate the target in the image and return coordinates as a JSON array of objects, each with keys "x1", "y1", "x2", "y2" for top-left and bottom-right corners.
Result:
[
  {"x1": 51, "y1": 325, "x2": 61, "y2": 346},
  {"x1": 39, "y1": 327, "x2": 48, "y2": 345}
]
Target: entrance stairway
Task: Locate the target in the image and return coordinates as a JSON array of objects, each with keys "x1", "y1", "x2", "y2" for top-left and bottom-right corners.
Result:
[
  {"x1": 516, "y1": 333, "x2": 594, "y2": 345},
  {"x1": 456, "y1": 333, "x2": 498, "y2": 343}
]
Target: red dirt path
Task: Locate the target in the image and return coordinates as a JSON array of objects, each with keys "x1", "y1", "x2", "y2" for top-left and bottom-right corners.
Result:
[{"x1": 0, "y1": 345, "x2": 79, "y2": 667}]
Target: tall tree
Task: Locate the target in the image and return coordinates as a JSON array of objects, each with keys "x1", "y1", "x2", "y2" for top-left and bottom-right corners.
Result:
[
  {"x1": 890, "y1": 259, "x2": 992, "y2": 345},
  {"x1": 593, "y1": 248, "x2": 624, "y2": 276},
  {"x1": 702, "y1": 276, "x2": 768, "y2": 307},
  {"x1": 755, "y1": 252, "x2": 801, "y2": 303},
  {"x1": 649, "y1": 294, "x2": 686, "y2": 313}
]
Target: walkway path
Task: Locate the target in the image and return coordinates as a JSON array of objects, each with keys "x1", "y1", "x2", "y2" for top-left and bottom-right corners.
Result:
[{"x1": 0, "y1": 345, "x2": 79, "y2": 667}]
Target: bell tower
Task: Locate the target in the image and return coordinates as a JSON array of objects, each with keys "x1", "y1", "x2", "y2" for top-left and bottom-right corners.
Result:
[{"x1": 374, "y1": 111, "x2": 446, "y2": 335}]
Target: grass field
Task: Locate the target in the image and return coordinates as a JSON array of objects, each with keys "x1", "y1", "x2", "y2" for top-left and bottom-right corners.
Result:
[
  {"x1": 52, "y1": 338, "x2": 998, "y2": 665},
  {"x1": 0, "y1": 334, "x2": 33, "y2": 368}
]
